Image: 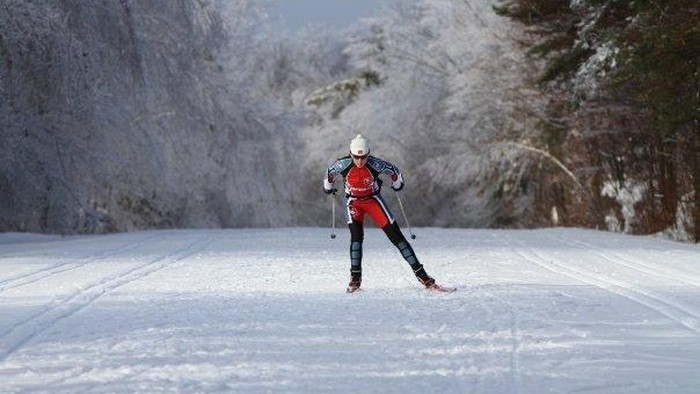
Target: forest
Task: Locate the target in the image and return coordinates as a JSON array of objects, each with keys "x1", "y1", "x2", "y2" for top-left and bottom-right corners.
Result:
[{"x1": 1, "y1": 0, "x2": 697, "y2": 242}]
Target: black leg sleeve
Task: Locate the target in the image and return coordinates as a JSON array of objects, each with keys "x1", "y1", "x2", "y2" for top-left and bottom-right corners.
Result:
[
  {"x1": 382, "y1": 222, "x2": 431, "y2": 282},
  {"x1": 349, "y1": 222, "x2": 364, "y2": 280}
]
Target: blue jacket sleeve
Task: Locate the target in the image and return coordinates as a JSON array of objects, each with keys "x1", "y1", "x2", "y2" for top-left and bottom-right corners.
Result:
[
  {"x1": 324, "y1": 157, "x2": 352, "y2": 193},
  {"x1": 367, "y1": 157, "x2": 404, "y2": 191}
]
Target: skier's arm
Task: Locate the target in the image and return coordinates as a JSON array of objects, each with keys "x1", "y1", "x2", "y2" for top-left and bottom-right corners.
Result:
[
  {"x1": 369, "y1": 157, "x2": 404, "y2": 191},
  {"x1": 324, "y1": 157, "x2": 351, "y2": 194}
]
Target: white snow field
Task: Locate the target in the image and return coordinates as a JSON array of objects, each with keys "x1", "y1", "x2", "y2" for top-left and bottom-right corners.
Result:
[{"x1": 0, "y1": 228, "x2": 699, "y2": 393}]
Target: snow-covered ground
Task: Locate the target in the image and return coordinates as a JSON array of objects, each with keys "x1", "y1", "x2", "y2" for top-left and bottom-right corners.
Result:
[{"x1": 0, "y1": 228, "x2": 698, "y2": 393}]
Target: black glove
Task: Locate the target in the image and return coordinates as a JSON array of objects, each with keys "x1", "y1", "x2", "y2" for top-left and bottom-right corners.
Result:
[
  {"x1": 390, "y1": 173, "x2": 404, "y2": 191},
  {"x1": 324, "y1": 187, "x2": 338, "y2": 195}
]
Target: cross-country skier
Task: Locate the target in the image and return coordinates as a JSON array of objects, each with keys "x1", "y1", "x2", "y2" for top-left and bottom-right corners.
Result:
[{"x1": 324, "y1": 134, "x2": 450, "y2": 293}]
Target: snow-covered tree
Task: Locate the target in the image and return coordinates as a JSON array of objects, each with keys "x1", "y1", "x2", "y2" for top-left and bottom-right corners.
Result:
[
  {"x1": 0, "y1": 0, "x2": 304, "y2": 233},
  {"x1": 301, "y1": 0, "x2": 537, "y2": 227}
]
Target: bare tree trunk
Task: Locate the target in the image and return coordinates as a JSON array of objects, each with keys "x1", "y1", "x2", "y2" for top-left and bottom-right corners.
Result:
[
  {"x1": 694, "y1": 125, "x2": 700, "y2": 243},
  {"x1": 655, "y1": 134, "x2": 678, "y2": 234}
]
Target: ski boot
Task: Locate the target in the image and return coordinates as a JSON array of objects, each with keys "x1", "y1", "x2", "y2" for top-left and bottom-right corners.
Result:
[{"x1": 347, "y1": 279, "x2": 361, "y2": 293}]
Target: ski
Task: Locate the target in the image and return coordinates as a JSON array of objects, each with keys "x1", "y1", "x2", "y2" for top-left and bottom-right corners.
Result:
[
  {"x1": 427, "y1": 284, "x2": 457, "y2": 293},
  {"x1": 345, "y1": 284, "x2": 456, "y2": 294}
]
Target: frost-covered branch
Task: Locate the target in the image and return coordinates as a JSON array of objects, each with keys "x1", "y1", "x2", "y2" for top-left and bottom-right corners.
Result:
[{"x1": 499, "y1": 141, "x2": 583, "y2": 190}]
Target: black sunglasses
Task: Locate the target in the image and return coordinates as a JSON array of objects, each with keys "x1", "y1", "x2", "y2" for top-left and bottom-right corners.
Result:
[{"x1": 351, "y1": 154, "x2": 369, "y2": 160}]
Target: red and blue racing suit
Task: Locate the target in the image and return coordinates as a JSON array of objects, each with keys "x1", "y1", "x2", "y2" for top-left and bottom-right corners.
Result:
[{"x1": 325, "y1": 155, "x2": 403, "y2": 228}]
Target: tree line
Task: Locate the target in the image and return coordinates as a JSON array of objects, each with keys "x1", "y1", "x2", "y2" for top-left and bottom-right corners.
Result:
[{"x1": 1, "y1": 0, "x2": 696, "y2": 242}]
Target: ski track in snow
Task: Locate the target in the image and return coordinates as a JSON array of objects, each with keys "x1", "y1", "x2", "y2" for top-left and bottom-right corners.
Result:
[
  {"x1": 480, "y1": 285, "x2": 523, "y2": 394},
  {"x1": 0, "y1": 235, "x2": 159, "y2": 294},
  {"x1": 0, "y1": 228, "x2": 698, "y2": 393},
  {"x1": 555, "y1": 236, "x2": 700, "y2": 287},
  {"x1": 500, "y1": 233, "x2": 700, "y2": 334},
  {"x1": 0, "y1": 234, "x2": 216, "y2": 361}
]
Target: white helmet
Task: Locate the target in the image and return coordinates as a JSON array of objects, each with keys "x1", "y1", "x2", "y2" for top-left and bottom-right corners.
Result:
[{"x1": 350, "y1": 134, "x2": 370, "y2": 156}]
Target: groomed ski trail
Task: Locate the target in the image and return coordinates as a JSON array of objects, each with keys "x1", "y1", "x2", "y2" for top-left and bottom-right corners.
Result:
[{"x1": 0, "y1": 228, "x2": 698, "y2": 393}]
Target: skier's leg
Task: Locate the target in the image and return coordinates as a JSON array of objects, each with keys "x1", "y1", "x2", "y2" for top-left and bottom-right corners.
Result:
[
  {"x1": 382, "y1": 221, "x2": 435, "y2": 287},
  {"x1": 348, "y1": 221, "x2": 364, "y2": 286},
  {"x1": 346, "y1": 197, "x2": 365, "y2": 292}
]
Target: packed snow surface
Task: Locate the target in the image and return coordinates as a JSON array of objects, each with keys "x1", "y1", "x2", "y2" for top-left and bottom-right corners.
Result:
[{"x1": 0, "y1": 228, "x2": 699, "y2": 393}]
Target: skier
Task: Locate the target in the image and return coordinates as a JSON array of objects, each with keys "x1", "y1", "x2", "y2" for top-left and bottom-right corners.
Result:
[{"x1": 324, "y1": 134, "x2": 451, "y2": 293}]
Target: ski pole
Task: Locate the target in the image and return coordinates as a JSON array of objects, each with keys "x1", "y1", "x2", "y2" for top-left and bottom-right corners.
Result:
[
  {"x1": 394, "y1": 192, "x2": 416, "y2": 239},
  {"x1": 330, "y1": 196, "x2": 337, "y2": 239}
]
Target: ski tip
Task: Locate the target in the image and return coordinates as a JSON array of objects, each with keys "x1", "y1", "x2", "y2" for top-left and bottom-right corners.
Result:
[{"x1": 428, "y1": 285, "x2": 457, "y2": 294}]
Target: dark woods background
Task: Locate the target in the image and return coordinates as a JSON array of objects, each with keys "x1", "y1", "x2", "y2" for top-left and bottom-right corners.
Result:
[{"x1": 495, "y1": 0, "x2": 699, "y2": 242}]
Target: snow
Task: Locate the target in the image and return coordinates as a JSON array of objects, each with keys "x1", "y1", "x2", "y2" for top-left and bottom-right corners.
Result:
[
  {"x1": 1, "y1": 227, "x2": 699, "y2": 393},
  {"x1": 601, "y1": 179, "x2": 647, "y2": 233}
]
